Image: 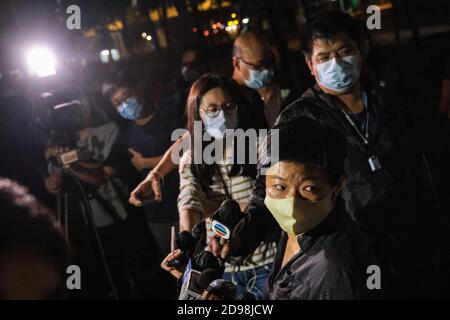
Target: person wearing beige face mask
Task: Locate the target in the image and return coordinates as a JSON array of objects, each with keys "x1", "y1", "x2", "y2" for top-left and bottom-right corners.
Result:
[{"x1": 210, "y1": 117, "x2": 381, "y2": 300}]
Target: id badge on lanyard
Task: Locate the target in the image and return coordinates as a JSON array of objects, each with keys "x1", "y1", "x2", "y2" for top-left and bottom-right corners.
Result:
[{"x1": 341, "y1": 89, "x2": 382, "y2": 172}]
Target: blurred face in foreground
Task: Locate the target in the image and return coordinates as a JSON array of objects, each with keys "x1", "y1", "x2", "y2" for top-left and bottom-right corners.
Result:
[{"x1": 0, "y1": 250, "x2": 62, "y2": 299}]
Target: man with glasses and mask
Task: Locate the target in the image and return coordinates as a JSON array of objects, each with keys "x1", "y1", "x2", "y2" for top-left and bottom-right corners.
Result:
[{"x1": 231, "y1": 31, "x2": 295, "y2": 128}]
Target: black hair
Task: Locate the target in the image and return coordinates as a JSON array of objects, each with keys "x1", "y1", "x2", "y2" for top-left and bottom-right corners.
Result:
[
  {"x1": 262, "y1": 117, "x2": 346, "y2": 186},
  {"x1": 0, "y1": 179, "x2": 69, "y2": 277},
  {"x1": 302, "y1": 10, "x2": 366, "y2": 58},
  {"x1": 103, "y1": 68, "x2": 159, "y2": 117}
]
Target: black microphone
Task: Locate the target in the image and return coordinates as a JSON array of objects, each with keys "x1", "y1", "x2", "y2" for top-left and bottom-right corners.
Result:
[
  {"x1": 197, "y1": 268, "x2": 221, "y2": 291},
  {"x1": 176, "y1": 231, "x2": 195, "y2": 258},
  {"x1": 193, "y1": 250, "x2": 223, "y2": 272},
  {"x1": 204, "y1": 279, "x2": 236, "y2": 300},
  {"x1": 211, "y1": 199, "x2": 245, "y2": 244},
  {"x1": 166, "y1": 231, "x2": 193, "y2": 268},
  {"x1": 178, "y1": 250, "x2": 224, "y2": 300}
]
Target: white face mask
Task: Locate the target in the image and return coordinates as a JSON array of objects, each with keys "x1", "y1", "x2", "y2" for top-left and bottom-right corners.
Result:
[
  {"x1": 264, "y1": 187, "x2": 337, "y2": 236},
  {"x1": 204, "y1": 110, "x2": 239, "y2": 139},
  {"x1": 315, "y1": 55, "x2": 361, "y2": 93}
]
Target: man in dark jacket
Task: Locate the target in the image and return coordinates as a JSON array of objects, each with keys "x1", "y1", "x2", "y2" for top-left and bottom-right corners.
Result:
[{"x1": 211, "y1": 10, "x2": 445, "y2": 299}]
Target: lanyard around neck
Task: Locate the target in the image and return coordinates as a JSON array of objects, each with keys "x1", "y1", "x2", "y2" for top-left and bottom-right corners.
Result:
[{"x1": 338, "y1": 89, "x2": 370, "y2": 145}]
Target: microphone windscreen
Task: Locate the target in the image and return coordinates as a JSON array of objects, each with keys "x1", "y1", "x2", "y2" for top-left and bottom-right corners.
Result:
[
  {"x1": 194, "y1": 251, "x2": 221, "y2": 272},
  {"x1": 197, "y1": 268, "x2": 221, "y2": 290},
  {"x1": 176, "y1": 231, "x2": 195, "y2": 258},
  {"x1": 216, "y1": 199, "x2": 244, "y2": 227},
  {"x1": 206, "y1": 279, "x2": 236, "y2": 300},
  {"x1": 192, "y1": 222, "x2": 205, "y2": 242}
]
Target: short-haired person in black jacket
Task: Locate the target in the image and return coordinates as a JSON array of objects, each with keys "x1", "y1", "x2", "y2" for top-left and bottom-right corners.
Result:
[
  {"x1": 210, "y1": 10, "x2": 446, "y2": 299},
  {"x1": 247, "y1": 118, "x2": 379, "y2": 299}
]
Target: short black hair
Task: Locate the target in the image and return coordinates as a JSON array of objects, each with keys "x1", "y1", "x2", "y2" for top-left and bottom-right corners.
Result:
[
  {"x1": 302, "y1": 10, "x2": 365, "y2": 58},
  {"x1": 262, "y1": 117, "x2": 346, "y2": 186},
  {"x1": 0, "y1": 179, "x2": 69, "y2": 275}
]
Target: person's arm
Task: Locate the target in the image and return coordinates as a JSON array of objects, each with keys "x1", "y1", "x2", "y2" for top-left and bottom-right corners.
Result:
[
  {"x1": 128, "y1": 148, "x2": 163, "y2": 172},
  {"x1": 235, "y1": 174, "x2": 280, "y2": 256},
  {"x1": 67, "y1": 162, "x2": 107, "y2": 187},
  {"x1": 129, "y1": 132, "x2": 188, "y2": 206},
  {"x1": 177, "y1": 151, "x2": 210, "y2": 232},
  {"x1": 209, "y1": 173, "x2": 280, "y2": 259}
]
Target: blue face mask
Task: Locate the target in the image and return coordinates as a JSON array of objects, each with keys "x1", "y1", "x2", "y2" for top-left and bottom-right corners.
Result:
[
  {"x1": 117, "y1": 97, "x2": 143, "y2": 120},
  {"x1": 244, "y1": 68, "x2": 274, "y2": 90},
  {"x1": 315, "y1": 55, "x2": 361, "y2": 93}
]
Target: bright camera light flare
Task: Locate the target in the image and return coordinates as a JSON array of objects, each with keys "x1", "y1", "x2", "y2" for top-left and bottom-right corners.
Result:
[{"x1": 26, "y1": 47, "x2": 56, "y2": 78}]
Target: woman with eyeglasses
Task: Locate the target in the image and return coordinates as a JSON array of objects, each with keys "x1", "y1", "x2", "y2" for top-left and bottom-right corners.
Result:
[{"x1": 167, "y1": 74, "x2": 277, "y2": 300}]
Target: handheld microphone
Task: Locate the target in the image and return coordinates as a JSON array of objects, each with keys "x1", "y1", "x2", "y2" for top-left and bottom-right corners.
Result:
[
  {"x1": 178, "y1": 251, "x2": 224, "y2": 300},
  {"x1": 204, "y1": 279, "x2": 236, "y2": 300},
  {"x1": 166, "y1": 231, "x2": 193, "y2": 268},
  {"x1": 211, "y1": 199, "x2": 245, "y2": 244},
  {"x1": 197, "y1": 268, "x2": 221, "y2": 291}
]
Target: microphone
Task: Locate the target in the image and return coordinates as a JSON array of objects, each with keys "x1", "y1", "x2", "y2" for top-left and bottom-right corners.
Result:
[
  {"x1": 204, "y1": 279, "x2": 236, "y2": 300},
  {"x1": 193, "y1": 250, "x2": 223, "y2": 272},
  {"x1": 197, "y1": 268, "x2": 221, "y2": 291},
  {"x1": 178, "y1": 250, "x2": 224, "y2": 300},
  {"x1": 166, "y1": 231, "x2": 193, "y2": 268},
  {"x1": 211, "y1": 199, "x2": 245, "y2": 244}
]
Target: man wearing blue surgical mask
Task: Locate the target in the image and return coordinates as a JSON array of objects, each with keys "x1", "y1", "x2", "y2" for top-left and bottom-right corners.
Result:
[
  {"x1": 231, "y1": 32, "x2": 295, "y2": 128},
  {"x1": 211, "y1": 10, "x2": 446, "y2": 299}
]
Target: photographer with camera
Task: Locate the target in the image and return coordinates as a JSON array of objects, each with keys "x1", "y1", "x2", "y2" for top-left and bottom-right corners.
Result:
[{"x1": 42, "y1": 88, "x2": 174, "y2": 299}]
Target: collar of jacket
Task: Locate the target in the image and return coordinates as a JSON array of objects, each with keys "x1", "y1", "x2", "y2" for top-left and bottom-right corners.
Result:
[
  {"x1": 304, "y1": 84, "x2": 388, "y2": 148},
  {"x1": 296, "y1": 203, "x2": 346, "y2": 253}
]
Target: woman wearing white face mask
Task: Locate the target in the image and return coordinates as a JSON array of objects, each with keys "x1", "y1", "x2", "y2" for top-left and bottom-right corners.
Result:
[{"x1": 173, "y1": 74, "x2": 277, "y2": 300}]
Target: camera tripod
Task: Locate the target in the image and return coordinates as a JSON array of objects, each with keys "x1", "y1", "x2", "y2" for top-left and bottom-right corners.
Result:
[{"x1": 56, "y1": 168, "x2": 119, "y2": 299}]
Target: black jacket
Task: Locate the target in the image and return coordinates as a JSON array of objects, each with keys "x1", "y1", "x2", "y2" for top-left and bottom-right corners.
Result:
[
  {"x1": 239, "y1": 84, "x2": 443, "y2": 298},
  {"x1": 268, "y1": 204, "x2": 379, "y2": 300}
]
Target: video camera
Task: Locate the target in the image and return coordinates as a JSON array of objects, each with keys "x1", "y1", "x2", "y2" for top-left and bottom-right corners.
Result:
[{"x1": 36, "y1": 90, "x2": 89, "y2": 167}]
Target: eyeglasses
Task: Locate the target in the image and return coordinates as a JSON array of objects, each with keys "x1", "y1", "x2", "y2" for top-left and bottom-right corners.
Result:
[
  {"x1": 200, "y1": 101, "x2": 238, "y2": 118},
  {"x1": 238, "y1": 57, "x2": 275, "y2": 71}
]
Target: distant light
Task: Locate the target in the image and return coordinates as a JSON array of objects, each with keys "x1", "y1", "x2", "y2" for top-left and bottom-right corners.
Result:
[
  {"x1": 231, "y1": 13, "x2": 237, "y2": 19},
  {"x1": 110, "y1": 49, "x2": 120, "y2": 61},
  {"x1": 192, "y1": 27, "x2": 198, "y2": 33},
  {"x1": 142, "y1": 32, "x2": 147, "y2": 38},
  {"x1": 242, "y1": 18, "x2": 250, "y2": 24},
  {"x1": 100, "y1": 50, "x2": 110, "y2": 63},
  {"x1": 203, "y1": 30, "x2": 210, "y2": 37},
  {"x1": 146, "y1": 35, "x2": 152, "y2": 41},
  {"x1": 212, "y1": 23, "x2": 217, "y2": 30},
  {"x1": 26, "y1": 47, "x2": 56, "y2": 78}
]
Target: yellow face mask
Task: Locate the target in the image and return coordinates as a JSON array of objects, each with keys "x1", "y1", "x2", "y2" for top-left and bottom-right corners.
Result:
[{"x1": 264, "y1": 188, "x2": 337, "y2": 236}]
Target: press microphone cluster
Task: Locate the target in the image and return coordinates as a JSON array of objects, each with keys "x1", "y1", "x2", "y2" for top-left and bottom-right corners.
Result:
[{"x1": 178, "y1": 250, "x2": 225, "y2": 300}]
